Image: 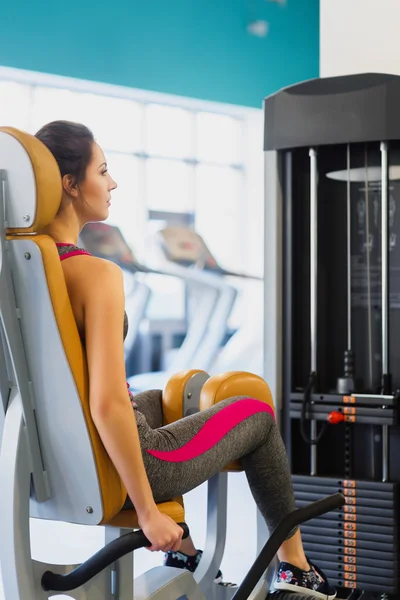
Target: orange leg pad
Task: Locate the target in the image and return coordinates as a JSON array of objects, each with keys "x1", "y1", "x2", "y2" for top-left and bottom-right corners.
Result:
[
  {"x1": 162, "y1": 369, "x2": 209, "y2": 425},
  {"x1": 200, "y1": 371, "x2": 274, "y2": 472}
]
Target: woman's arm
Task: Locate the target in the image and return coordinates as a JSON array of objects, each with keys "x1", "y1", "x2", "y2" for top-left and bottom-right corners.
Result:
[{"x1": 78, "y1": 258, "x2": 183, "y2": 552}]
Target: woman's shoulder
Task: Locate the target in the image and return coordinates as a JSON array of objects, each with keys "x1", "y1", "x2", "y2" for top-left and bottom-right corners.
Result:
[
  {"x1": 56, "y1": 244, "x2": 120, "y2": 272},
  {"x1": 65, "y1": 254, "x2": 121, "y2": 282},
  {"x1": 59, "y1": 247, "x2": 123, "y2": 303}
]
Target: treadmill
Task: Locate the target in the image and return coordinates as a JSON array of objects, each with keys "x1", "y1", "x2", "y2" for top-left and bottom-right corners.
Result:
[
  {"x1": 128, "y1": 227, "x2": 239, "y2": 392},
  {"x1": 157, "y1": 226, "x2": 263, "y2": 374}
]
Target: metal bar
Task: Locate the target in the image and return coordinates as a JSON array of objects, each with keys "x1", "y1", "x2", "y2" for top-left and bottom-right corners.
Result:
[
  {"x1": 309, "y1": 148, "x2": 318, "y2": 476},
  {"x1": 364, "y1": 147, "x2": 373, "y2": 390},
  {"x1": 0, "y1": 174, "x2": 49, "y2": 503},
  {"x1": 263, "y1": 150, "x2": 283, "y2": 426},
  {"x1": 382, "y1": 424, "x2": 389, "y2": 483},
  {"x1": 283, "y1": 150, "x2": 293, "y2": 456},
  {"x1": 346, "y1": 144, "x2": 352, "y2": 350},
  {"x1": 195, "y1": 472, "x2": 228, "y2": 595},
  {"x1": 310, "y1": 148, "x2": 318, "y2": 374},
  {"x1": 381, "y1": 141, "x2": 390, "y2": 482},
  {"x1": 380, "y1": 142, "x2": 389, "y2": 377}
]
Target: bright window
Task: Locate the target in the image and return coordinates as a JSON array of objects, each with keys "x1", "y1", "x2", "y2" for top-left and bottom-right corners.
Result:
[
  {"x1": 196, "y1": 112, "x2": 243, "y2": 165},
  {"x1": 78, "y1": 93, "x2": 144, "y2": 153},
  {"x1": 105, "y1": 153, "x2": 146, "y2": 257},
  {"x1": 0, "y1": 69, "x2": 259, "y2": 322},
  {"x1": 30, "y1": 86, "x2": 82, "y2": 133},
  {"x1": 146, "y1": 158, "x2": 194, "y2": 213},
  {"x1": 195, "y1": 165, "x2": 245, "y2": 271},
  {"x1": 145, "y1": 104, "x2": 194, "y2": 159},
  {"x1": 0, "y1": 81, "x2": 32, "y2": 130}
]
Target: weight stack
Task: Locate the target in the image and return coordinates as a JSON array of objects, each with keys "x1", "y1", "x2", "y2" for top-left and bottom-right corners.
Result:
[
  {"x1": 262, "y1": 73, "x2": 400, "y2": 598},
  {"x1": 293, "y1": 475, "x2": 399, "y2": 595}
]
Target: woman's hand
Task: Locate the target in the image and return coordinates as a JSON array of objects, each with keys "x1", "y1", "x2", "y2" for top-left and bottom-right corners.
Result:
[{"x1": 138, "y1": 508, "x2": 184, "y2": 552}]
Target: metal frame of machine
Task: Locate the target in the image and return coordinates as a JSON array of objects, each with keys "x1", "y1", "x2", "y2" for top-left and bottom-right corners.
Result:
[{"x1": 263, "y1": 72, "x2": 400, "y2": 598}]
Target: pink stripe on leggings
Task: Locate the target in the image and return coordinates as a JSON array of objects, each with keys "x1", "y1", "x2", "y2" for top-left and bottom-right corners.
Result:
[{"x1": 147, "y1": 398, "x2": 275, "y2": 463}]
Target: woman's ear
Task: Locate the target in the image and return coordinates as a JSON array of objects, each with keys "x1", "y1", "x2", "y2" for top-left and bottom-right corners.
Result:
[{"x1": 62, "y1": 174, "x2": 78, "y2": 197}]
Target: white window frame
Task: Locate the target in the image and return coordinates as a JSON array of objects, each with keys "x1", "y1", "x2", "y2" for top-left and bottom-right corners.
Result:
[{"x1": 0, "y1": 64, "x2": 263, "y2": 279}]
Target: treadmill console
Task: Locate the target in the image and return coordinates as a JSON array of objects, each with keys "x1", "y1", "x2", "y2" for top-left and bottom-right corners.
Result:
[
  {"x1": 158, "y1": 227, "x2": 219, "y2": 271},
  {"x1": 158, "y1": 227, "x2": 261, "y2": 280},
  {"x1": 80, "y1": 223, "x2": 137, "y2": 270}
]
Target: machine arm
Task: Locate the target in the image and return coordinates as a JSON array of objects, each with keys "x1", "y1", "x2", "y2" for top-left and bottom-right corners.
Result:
[
  {"x1": 232, "y1": 493, "x2": 345, "y2": 600},
  {"x1": 41, "y1": 523, "x2": 190, "y2": 592}
]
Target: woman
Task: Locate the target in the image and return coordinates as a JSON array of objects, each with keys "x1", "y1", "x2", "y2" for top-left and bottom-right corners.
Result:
[{"x1": 36, "y1": 120, "x2": 335, "y2": 600}]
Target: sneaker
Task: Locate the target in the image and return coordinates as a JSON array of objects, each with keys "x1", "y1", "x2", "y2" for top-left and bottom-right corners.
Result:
[
  {"x1": 273, "y1": 558, "x2": 337, "y2": 599},
  {"x1": 196, "y1": 550, "x2": 236, "y2": 587},
  {"x1": 163, "y1": 549, "x2": 226, "y2": 585}
]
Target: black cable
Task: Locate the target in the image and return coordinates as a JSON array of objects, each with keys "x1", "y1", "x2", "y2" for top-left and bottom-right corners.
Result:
[{"x1": 300, "y1": 371, "x2": 327, "y2": 445}]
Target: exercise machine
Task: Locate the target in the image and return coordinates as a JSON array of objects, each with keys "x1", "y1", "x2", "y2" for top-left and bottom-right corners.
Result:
[
  {"x1": 157, "y1": 226, "x2": 264, "y2": 376},
  {"x1": 0, "y1": 125, "x2": 344, "y2": 600},
  {"x1": 263, "y1": 72, "x2": 400, "y2": 598},
  {"x1": 128, "y1": 227, "x2": 238, "y2": 392},
  {"x1": 79, "y1": 223, "x2": 152, "y2": 360}
]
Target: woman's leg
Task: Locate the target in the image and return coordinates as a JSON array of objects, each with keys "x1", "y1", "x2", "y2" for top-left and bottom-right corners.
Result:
[
  {"x1": 135, "y1": 395, "x2": 296, "y2": 538},
  {"x1": 133, "y1": 394, "x2": 336, "y2": 599},
  {"x1": 130, "y1": 389, "x2": 163, "y2": 429},
  {"x1": 129, "y1": 390, "x2": 199, "y2": 555}
]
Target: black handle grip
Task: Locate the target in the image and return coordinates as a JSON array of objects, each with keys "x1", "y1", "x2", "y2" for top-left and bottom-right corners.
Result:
[
  {"x1": 292, "y1": 492, "x2": 345, "y2": 524},
  {"x1": 42, "y1": 522, "x2": 189, "y2": 592},
  {"x1": 232, "y1": 493, "x2": 345, "y2": 600}
]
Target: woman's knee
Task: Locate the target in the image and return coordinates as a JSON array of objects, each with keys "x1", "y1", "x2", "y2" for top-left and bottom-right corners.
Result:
[
  {"x1": 133, "y1": 389, "x2": 163, "y2": 428},
  {"x1": 212, "y1": 396, "x2": 277, "y2": 449}
]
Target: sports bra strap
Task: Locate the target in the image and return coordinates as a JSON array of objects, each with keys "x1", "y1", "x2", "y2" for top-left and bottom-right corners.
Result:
[{"x1": 56, "y1": 243, "x2": 91, "y2": 261}]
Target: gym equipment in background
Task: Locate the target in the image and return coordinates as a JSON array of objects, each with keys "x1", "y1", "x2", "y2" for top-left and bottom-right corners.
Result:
[
  {"x1": 263, "y1": 72, "x2": 400, "y2": 598},
  {"x1": 157, "y1": 226, "x2": 264, "y2": 375},
  {"x1": 128, "y1": 227, "x2": 240, "y2": 391}
]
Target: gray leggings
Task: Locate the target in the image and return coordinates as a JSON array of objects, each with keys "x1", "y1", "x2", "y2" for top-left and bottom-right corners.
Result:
[{"x1": 125, "y1": 390, "x2": 297, "y2": 537}]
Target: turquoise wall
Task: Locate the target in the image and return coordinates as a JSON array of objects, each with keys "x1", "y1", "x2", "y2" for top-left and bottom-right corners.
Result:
[{"x1": 0, "y1": 0, "x2": 319, "y2": 107}]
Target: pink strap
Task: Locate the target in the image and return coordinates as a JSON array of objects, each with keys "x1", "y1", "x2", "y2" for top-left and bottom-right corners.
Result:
[
  {"x1": 56, "y1": 243, "x2": 91, "y2": 261},
  {"x1": 59, "y1": 249, "x2": 91, "y2": 261}
]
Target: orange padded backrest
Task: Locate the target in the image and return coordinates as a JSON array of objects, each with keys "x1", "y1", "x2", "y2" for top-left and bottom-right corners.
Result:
[
  {"x1": 2, "y1": 126, "x2": 127, "y2": 523},
  {"x1": 34, "y1": 235, "x2": 127, "y2": 522}
]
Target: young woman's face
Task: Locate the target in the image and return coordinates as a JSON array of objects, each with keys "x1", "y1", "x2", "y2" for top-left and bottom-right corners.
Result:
[{"x1": 78, "y1": 142, "x2": 117, "y2": 222}]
